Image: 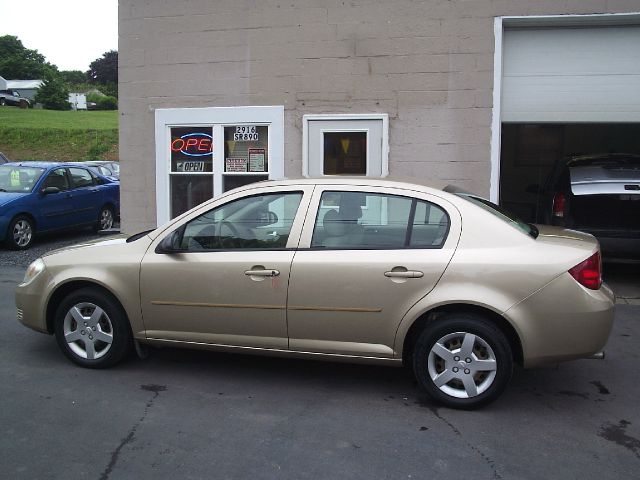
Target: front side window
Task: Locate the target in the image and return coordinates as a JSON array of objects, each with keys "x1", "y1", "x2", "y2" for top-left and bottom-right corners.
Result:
[
  {"x1": 68, "y1": 168, "x2": 94, "y2": 188},
  {"x1": 179, "y1": 191, "x2": 303, "y2": 250},
  {"x1": 42, "y1": 168, "x2": 70, "y2": 190},
  {"x1": 311, "y1": 191, "x2": 449, "y2": 249}
]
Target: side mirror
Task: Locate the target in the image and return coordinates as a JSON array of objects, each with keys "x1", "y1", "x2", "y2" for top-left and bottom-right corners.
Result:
[
  {"x1": 42, "y1": 186, "x2": 60, "y2": 195},
  {"x1": 155, "y1": 227, "x2": 185, "y2": 254},
  {"x1": 258, "y1": 211, "x2": 278, "y2": 226}
]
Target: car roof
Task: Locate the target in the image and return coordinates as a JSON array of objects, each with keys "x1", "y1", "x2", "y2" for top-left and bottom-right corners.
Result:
[
  {"x1": 227, "y1": 177, "x2": 461, "y2": 196},
  {"x1": 3, "y1": 161, "x2": 92, "y2": 169}
]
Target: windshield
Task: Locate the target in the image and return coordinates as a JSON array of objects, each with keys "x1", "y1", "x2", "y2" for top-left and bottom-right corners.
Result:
[
  {"x1": 456, "y1": 194, "x2": 539, "y2": 239},
  {"x1": 0, "y1": 165, "x2": 46, "y2": 193}
]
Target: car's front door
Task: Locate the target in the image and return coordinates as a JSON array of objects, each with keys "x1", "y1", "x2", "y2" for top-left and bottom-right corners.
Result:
[
  {"x1": 286, "y1": 186, "x2": 461, "y2": 358},
  {"x1": 37, "y1": 168, "x2": 75, "y2": 231},
  {"x1": 140, "y1": 187, "x2": 311, "y2": 349}
]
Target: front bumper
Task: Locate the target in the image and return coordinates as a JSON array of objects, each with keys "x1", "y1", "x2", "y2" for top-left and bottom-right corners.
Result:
[
  {"x1": 15, "y1": 267, "x2": 51, "y2": 334},
  {"x1": 505, "y1": 272, "x2": 615, "y2": 368}
]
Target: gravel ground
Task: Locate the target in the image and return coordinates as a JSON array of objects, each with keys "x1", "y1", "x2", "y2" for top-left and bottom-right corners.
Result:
[{"x1": 0, "y1": 224, "x2": 121, "y2": 268}]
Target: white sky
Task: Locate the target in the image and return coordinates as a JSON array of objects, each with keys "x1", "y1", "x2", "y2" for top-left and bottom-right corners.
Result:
[{"x1": 0, "y1": 0, "x2": 118, "y2": 72}]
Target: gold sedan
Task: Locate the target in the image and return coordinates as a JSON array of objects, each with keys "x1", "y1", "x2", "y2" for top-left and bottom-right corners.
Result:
[{"x1": 16, "y1": 179, "x2": 615, "y2": 409}]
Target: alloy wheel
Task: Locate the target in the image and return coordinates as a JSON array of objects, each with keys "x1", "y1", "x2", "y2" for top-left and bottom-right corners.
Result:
[
  {"x1": 427, "y1": 331, "x2": 498, "y2": 399},
  {"x1": 13, "y1": 219, "x2": 33, "y2": 248},
  {"x1": 62, "y1": 302, "x2": 114, "y2": 360}
]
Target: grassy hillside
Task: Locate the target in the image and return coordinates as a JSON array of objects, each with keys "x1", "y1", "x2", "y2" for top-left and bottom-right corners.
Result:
[{"x1": 0, "y1": 108, "x2": 118, "y2": 161}]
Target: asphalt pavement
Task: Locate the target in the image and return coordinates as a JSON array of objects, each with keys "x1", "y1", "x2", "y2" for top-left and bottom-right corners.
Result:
[{"x1": 0, "y1": 235, "x2": 639, "y2": 479}]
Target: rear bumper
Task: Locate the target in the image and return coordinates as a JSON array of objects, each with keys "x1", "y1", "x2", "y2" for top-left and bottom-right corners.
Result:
[{"x1": 505, "y1": 273, "x2": 615, "y2": 368}]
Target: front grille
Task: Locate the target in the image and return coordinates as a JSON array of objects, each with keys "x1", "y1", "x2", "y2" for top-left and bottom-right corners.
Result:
[{"x1": 16, "y1": 308, "x2": 23, "y2": 322}]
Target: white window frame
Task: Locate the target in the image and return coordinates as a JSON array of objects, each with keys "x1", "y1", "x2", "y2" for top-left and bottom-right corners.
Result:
[
  {"x1": 302, "y1": 114, "x2": 389, "y2": 178},
  {"x1": 154, "y1": 106, "x2": 284, "y2": 226},
  {"x1": 490, "y1": 12, "x2": 640, "y2": 203}
]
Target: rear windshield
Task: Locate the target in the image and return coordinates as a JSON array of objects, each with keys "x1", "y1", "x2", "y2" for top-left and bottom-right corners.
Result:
[
  {"x1": 0, "y1": 165, "x2": 46, "y2": 193},
  {"x1": 456, "y1": 194, "x2": 539, "y2": 239}
]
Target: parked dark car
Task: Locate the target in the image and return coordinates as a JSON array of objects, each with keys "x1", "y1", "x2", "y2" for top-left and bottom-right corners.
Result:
[
  {"x1": 542, "y1": 153, "x2": 640, "y2": 260},
  {"x1": 81, "y1": 161, "x2": 118, "y2": 181},
  {"x1": 0, "y1": 90, "x2": 31, "y2": 108},
  {"x1": 0, "y1": 162, "x2": 120, "y2": 249}
]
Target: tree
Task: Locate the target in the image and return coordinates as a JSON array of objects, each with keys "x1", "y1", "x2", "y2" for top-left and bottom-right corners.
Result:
[
  {"x1": 35, "y1": 74, "x2": 70, "y2": 110},
  {"x1": 0, "y1": 35, "x2": 57, "y2": 79},
  {"x1": 60, "y1": 70, "x2": 87, "y2": 84},
  {"x1": 87, "y1": 50, "x2": 118, "y2": 84}
]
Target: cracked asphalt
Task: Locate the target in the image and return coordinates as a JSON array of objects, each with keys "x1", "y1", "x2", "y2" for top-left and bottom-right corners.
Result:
[{"x1": 0, "y1": 242, "x2": 639, "y2": 478}]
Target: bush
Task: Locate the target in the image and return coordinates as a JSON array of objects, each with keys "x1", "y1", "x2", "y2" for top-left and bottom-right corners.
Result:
[
  {"x1": 35, "y1": 75, "x2": 71, "y2": 110},
  {"x1": 97, "y1": 95, "x2": 118, "y2": 110},
  {"x1": 86, "y1": 92, "x2": 117, "y2": 110}
]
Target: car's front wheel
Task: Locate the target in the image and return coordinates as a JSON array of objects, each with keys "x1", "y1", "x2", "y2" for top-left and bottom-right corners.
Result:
[
  {"x1": 6, "y1": 215, "x2": 35, "y2": 250},
  {"x1": 54, "y1": 288, "x2": 132, "y2": 368},
  {"x1": 413, "y1": 313, "x2": 513, "y2": 409}
]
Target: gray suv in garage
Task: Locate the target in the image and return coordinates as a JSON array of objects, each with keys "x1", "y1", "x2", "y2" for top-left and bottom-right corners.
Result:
[{"x1": 543, "y1": 153, "x2": 640, "y2": 261}]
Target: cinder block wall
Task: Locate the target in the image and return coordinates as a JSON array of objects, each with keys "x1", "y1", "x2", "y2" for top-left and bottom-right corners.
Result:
[{"x1": 119, "y1": 0, "x2": 634, "y2": 232}]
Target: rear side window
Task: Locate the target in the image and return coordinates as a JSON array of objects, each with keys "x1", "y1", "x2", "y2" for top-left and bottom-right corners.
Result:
[
  {"x1": 457, "y1": 194, "x2": 538, "y2": 239},
  {"x1": 311, "y1": 191, "x2": 449, "y2": 249},
  {"x1": 69, "y1": 167, "x2": 94, "y2": 188}
]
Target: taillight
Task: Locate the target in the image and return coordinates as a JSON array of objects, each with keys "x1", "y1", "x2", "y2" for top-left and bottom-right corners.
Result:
[
  {"x1": 569, "y1": 251, "x2": 602, "y2": 290},
  {"x1": 552, "y1": 192, "x2": 566, "y2": 218}
]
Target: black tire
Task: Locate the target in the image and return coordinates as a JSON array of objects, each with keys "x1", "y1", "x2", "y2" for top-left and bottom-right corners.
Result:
[
  {"x1": 54, "y1": 287, "x2": 132, "y2": 368},
  {"x1": 6, "y1": 215, "x2": 35, "y2": 250},
  {"x1": 0, "y1": 98, "x2": 5, "y2": 106},
  {"x1": 413, "y1": 313, "x2": 513, "y2": 410},
  {"x1": 94, "y1": 205, "x2": 114, "y2": 231}
]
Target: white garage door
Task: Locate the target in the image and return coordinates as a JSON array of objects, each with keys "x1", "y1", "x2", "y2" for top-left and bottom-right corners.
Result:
[{"x1": 502, "y1": 26, "x2": 640, "y2": 122}]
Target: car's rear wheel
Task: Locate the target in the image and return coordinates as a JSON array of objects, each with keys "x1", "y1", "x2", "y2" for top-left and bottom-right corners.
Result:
[
  {"x1": 6, "y1": 215, "x2": 35, "y2": 250},
  {"x1": 54, "y1": 288, "x2": 132, "y2": 368},
  {"x1": 95, "y1": 205, "x2": 114, "y2": 231},
  {"x1": 413, "y1": 313, "x2": 513, "y2": 409},
  {"x1": 0, "y1": 98, "x2": 5, "y2": 106}
]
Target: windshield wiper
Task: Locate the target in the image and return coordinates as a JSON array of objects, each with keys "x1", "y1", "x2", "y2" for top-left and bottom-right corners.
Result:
[{"x1": 0, "y1": 188, "x2": 7, "y2": 192}]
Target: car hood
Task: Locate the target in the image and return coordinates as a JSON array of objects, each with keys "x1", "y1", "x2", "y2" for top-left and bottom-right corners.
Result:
[
  {"x1": 0, "y1": 191, "x2": 27, "y2": 207},
  {"x1": 43, "y1": 235, "x2": 130, "y2": 258}
]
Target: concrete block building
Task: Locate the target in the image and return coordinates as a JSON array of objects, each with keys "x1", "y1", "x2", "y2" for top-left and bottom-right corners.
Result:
[{"x1": 118, "y1": 0, "x2": 640, "y2": 232}]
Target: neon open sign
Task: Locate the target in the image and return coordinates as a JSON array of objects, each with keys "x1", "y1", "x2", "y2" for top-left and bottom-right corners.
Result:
[{"x1": 171, "y1": 133, "x2": 213, "y2": 157}]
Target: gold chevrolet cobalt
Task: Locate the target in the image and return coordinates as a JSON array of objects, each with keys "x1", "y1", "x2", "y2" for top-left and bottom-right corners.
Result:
[{"x1": 16, "y1": 179, "x2": 614, "y2": 409}]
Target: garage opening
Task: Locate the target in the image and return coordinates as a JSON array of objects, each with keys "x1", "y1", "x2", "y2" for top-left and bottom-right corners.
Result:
[{"x1": 499, "y1": 123, "x2": 640, "y2": 224}]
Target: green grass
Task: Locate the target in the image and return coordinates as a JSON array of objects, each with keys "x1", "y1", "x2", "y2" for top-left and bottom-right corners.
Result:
[
  {"x1": 0, "y1": 108, "x2": 117, "y2": 129},
  {"x1": 0, "y1": 107, "x2": 118, "y2": 161}
]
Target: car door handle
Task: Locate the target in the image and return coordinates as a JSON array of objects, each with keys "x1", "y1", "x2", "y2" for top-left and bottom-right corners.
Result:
[
  {"x1": 384, "y1": 270, "x2": 424, "y2": 278},
  {"x1": 244, "y1": 269, "x2": 280, "y2": 277}
]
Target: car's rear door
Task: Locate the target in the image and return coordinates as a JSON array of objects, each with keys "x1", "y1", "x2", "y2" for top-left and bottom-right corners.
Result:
[
  {"x1": 68, "y1": 166, "x2": 102, "y2": 225},
  {"x1": 286, "y1": 185, "x2": 461, "y2": 358}
]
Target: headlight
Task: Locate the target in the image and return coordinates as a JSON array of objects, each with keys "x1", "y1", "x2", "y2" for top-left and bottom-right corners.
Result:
[{"x1": 22, "y1": 258, "x2": 45, "y2": 285}]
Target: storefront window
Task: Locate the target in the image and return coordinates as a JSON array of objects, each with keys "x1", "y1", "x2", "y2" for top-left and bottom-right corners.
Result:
[
  {"x1": 171, "y1": 127, "x2": 213, "y2": 173},
  {"x1": 222, "y1": 125, "x2": 269, "y2": 192},
  {"x1": 170, "y1": 126, "x2": 213, "y2": 218},
  {"x1": 170, "y1": 175, "x2": 213, "y2": 218},
  {"x1": 155, "y1": 106, "x2": 284, "y2": 225}
]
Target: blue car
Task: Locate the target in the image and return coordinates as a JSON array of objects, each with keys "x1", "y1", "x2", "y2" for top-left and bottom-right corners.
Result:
[{"x1": 0, "y1": 162, "x2": 120, "y2": 249}]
